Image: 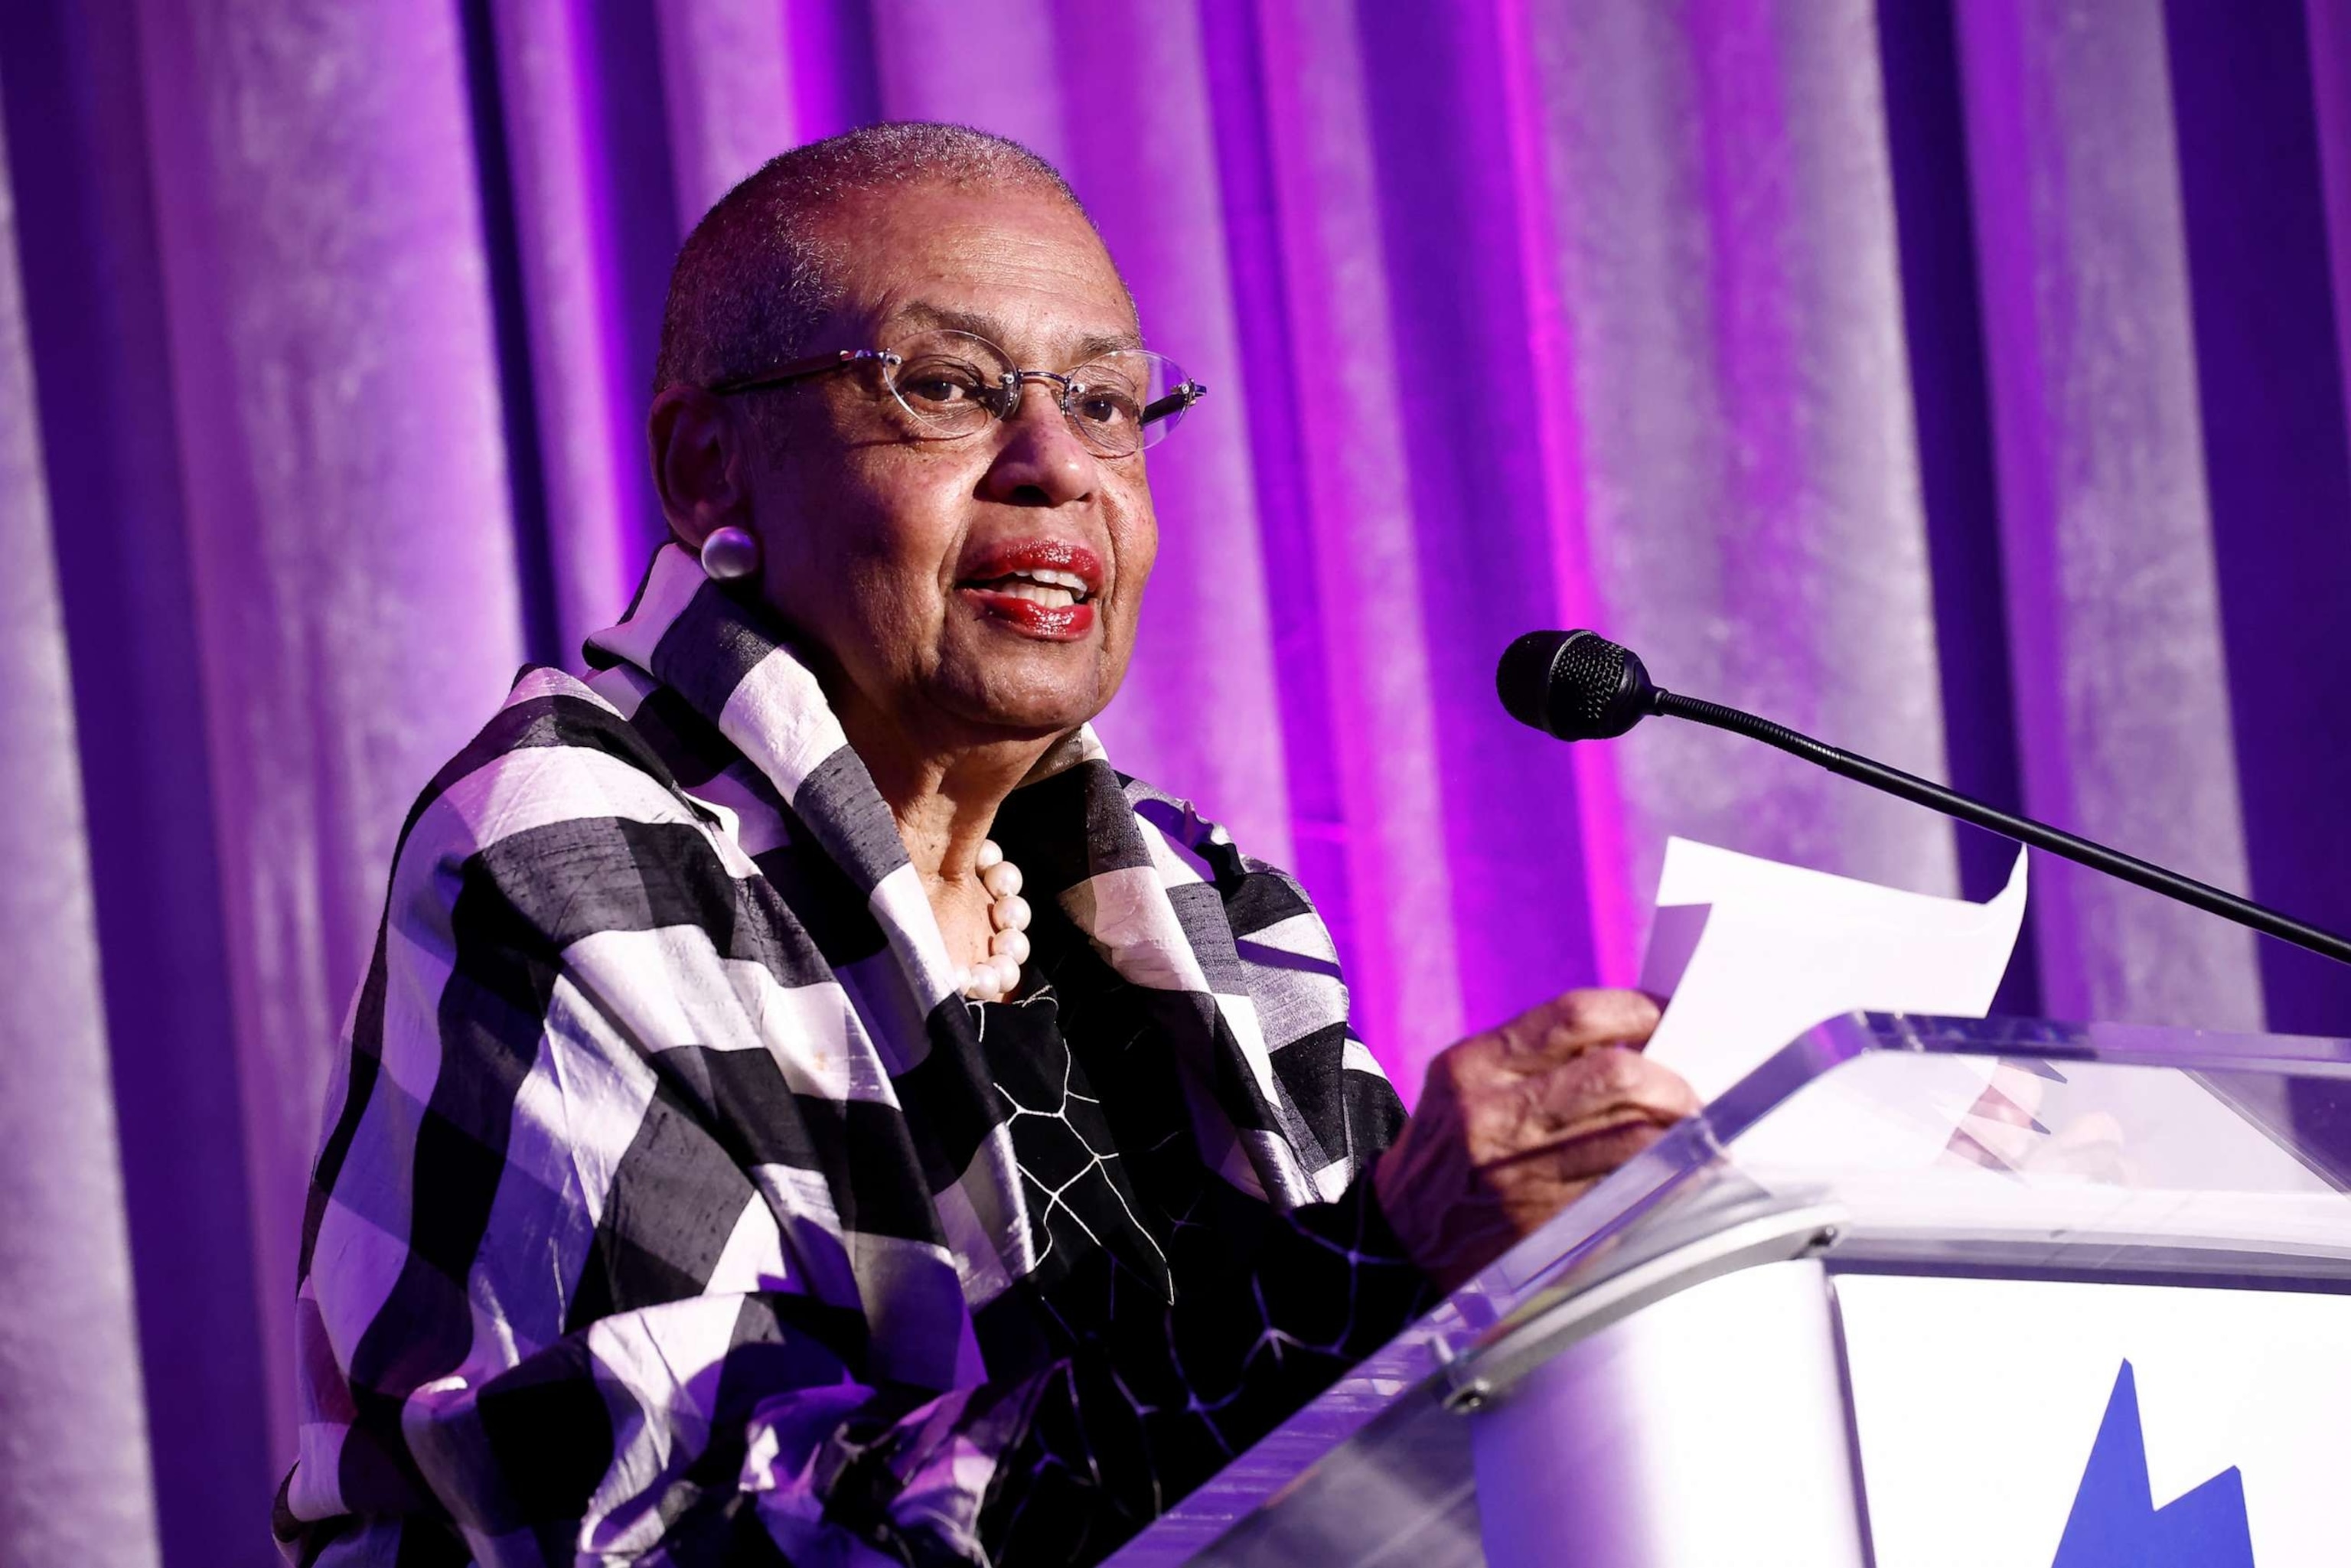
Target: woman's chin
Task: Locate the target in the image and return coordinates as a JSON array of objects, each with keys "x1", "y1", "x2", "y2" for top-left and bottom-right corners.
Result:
[
  {"x1": 967, "y1": 696, "x2": 1102, "y2": 740},
  {"x1": 924, "y1": 634, "x2": 1127, "y2": 740},
  {"x1": 932, "y1": 669, "x2": 1117, "y2": 741}
]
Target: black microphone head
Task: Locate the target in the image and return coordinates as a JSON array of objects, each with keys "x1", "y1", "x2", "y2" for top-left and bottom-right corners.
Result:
[{"x1": 1497, "y1": 630, "x2": 1657, "y2": 740}]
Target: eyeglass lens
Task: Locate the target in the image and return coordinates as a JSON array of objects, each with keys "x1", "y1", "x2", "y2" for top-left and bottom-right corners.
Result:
[{"x1": 879, "y1": 331, "x2": 1194, "y2": 456}]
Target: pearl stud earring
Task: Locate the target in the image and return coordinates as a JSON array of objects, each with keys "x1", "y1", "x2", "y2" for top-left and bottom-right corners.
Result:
[{"x1": 699, "y1": 526, "x2": 761, "y2": 581}]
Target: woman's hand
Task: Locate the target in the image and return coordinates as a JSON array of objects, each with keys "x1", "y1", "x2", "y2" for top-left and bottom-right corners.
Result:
[{"x1": 1372, "y1": 989, "x2": 1701, "y2": 1293}]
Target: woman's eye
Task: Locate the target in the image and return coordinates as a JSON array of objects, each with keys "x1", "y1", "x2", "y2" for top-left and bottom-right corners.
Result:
[
  {"x1": 895, "y1": 360, "x2": 987, "y2": 405},
  {"x1": 906, "y1": 377, "x2": 971, "y2": 403}
]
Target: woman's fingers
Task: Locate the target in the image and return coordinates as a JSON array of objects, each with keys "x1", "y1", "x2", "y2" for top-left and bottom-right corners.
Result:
[
  {"x1": 1466, "y1": 1043, "x2": 1698, "y2": 1165},
  {"x1": 1381, "y1": 992, "x2": 1700, "y2": 1293},
  {"x1": 1522, "y1": 1046, "x2": 1697, "y2": 1143},
  {"x1": 1480, "y1": 1112, "x2": 1678, "y2": 1184},
  {"x1": 1469, "y1": 987, "x2": 1665, "y2": 1078},
  {"x1": 1541, "y1": 987, "x2": 1665, "y2": 1053}
]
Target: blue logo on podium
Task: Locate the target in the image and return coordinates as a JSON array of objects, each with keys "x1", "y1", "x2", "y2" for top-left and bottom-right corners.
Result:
[{"x1": 2052, "y1": 1361, "x2": 2255, "y2": 1567}]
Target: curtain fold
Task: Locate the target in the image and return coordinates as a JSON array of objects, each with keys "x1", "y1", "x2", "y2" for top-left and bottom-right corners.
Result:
[
  {"x1": 3, "y1": 2, "x2": 2346, "y2": 1560},
  {"x1": 1955, "y1": 0, "x2": 2263, "y2": 1030},
  {"x1": 490, "y1": 0, "x2": 670, "y2": 657},
  {"x1": 128, "y1": 0, "x2": 532, "y2": 1485},
  {"x1": 0, "y1": 83, "x2": 161, "y2": 1568},
  {"x1": 2163, "y1": 0, "x2": 2351, "y2": 1038},
  {"x1": 1246, "y1": 0, "x2": 1469, "y2": 1064},
  {"x1": 1521, "y1": 0, "x2": 1960, "y2": 930},
  {"x1": 1056, "y1": 4, "x2": 1302, "y2": 878}
]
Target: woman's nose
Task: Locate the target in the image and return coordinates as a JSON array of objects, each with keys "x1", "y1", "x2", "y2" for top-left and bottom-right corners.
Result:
[{"x1": 979, "y1": 380, "x2": 1096, "y2": 506}]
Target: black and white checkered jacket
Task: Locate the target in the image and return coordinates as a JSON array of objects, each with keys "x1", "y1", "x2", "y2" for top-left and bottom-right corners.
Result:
[{"x1": 277, "y1": 545, "x2": 1417, "y2": 1565}]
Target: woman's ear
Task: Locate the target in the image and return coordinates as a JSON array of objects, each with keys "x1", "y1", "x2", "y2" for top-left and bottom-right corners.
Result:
[{"x1": 647, "y1": 384, "x2": 754, "y2": 549}]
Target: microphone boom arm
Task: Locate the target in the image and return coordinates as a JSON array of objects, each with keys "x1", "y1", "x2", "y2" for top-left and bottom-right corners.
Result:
[{"x1": 1650, "y1": 687, "x2": 2351, "y2": 968}]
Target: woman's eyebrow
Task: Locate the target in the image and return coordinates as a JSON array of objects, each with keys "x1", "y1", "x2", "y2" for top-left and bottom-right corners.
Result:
[
  {"x1": 888, "y1": 302, "x2": 1142, "y2": 360},
  {"x1": 891, "y1": 301, "x2": 1003, "y2": 340},
  {"x1": 1071, "y1": 328, "x2": 1144, "y2": 360}
]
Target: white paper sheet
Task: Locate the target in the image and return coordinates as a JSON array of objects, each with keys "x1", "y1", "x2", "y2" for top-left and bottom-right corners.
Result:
[{"x1": 1637, "y1": 837, "x2": 2029, "y2": 1103}]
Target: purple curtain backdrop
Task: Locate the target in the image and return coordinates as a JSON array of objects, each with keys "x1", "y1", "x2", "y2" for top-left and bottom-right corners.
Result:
[{"x1": 3, "y1": 0, "x2": 2349, "y2": 1561}]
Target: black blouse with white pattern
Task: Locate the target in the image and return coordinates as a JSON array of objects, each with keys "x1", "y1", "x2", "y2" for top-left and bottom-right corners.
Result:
[{"x1": 953, "y1": 901, "x2": 1435, "y2": 1565}]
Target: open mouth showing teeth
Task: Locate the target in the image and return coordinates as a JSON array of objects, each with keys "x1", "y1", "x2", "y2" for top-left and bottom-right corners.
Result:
[{"x1": 965, "y1": 569, "x2": 1094, "y2": 608}]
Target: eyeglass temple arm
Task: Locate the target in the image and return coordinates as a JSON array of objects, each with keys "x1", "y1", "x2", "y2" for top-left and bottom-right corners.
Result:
[
  {"x1": 711, "y1": 348, "x2": 897, "y2": 397},
  {"x1": 1142, "y1": 380, "x2": 1208, "y2": 425}
]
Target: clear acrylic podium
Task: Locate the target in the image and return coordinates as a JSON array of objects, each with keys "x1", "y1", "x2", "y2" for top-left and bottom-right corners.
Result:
[{"x1": 1108, "y1": 1014, "x2": 2351, "y2": 1567}]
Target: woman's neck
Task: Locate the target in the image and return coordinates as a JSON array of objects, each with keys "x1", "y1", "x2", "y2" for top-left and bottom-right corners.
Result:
[
  {"x1": 821, "y1": 667, "x2": 1071, "y2": 974},
  {"x1": 839, "y1": 703, "x2": 1055, "y2": 893},
  {"x1": 872, "y1": 746, "x2": 1035, "y2": 885}
]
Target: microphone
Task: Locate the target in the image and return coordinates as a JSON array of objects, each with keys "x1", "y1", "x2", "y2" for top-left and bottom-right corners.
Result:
[{"x1": 1497, "y1": 629, "x2": 2351, "y2": 967}]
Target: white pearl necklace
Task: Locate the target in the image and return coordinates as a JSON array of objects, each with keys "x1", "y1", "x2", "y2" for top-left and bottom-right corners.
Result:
[{"x1": 959, "y1": 839, "x2": 1033, "y2": 1001}]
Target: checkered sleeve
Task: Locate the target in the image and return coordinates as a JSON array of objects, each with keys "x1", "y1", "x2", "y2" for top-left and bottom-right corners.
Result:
[
  {"x1": 275, "y1": 683, "x2": 1036, "y2": 1566},
  {"x1": 1123, "y1": 785, "x2": 1413, "y2": 1194}
]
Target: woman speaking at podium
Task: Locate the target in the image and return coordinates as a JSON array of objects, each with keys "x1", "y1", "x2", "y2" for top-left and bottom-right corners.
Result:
[{"x1": 275, "y1": 122, "x2": 1697, "y2": 1566}]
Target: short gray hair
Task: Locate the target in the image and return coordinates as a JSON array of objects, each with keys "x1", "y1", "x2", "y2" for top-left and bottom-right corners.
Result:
[{"x1": 652, "y1": 122, "x2": 1098, "y2": 397}]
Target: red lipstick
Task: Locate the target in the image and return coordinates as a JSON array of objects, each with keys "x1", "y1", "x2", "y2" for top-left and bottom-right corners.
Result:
[
  {"x1": 958, "y1": 538, "x2": 1105, "y2": 594},
  {"x1": 954, "y1": 538, "x2": 1105, "y2": 642},
  {"x1": 963, "y1": 593, "x2": 1095, "y2": 639}
]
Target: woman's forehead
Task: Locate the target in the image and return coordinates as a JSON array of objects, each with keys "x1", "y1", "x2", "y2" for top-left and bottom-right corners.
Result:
[{"x1": 821, "y1": 184, "x2": 1140, "y2": 357}]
